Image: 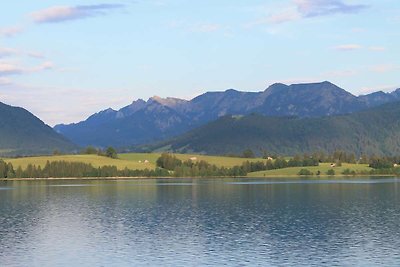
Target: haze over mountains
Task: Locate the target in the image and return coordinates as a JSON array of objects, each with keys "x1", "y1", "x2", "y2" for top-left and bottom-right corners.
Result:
[
  {"x1": 54, "y1": 81, "x2": 400, "y2": 148},
  {"x1": 0, "y1": 102, "x2": 77, "y2": 156}
]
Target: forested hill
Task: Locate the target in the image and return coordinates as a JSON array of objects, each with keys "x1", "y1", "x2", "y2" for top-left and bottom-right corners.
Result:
[
  {"x1": 0, "y1": 102, "x2": 78, "y2": 156},
  {"x1": 144, "y1": 101, "x2": 400, "y2": 156}
]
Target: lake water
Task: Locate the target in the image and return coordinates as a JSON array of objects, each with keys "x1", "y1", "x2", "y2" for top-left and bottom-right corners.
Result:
[{"x1": 1, "y1": 177, "x2": 400, "y2": 266}]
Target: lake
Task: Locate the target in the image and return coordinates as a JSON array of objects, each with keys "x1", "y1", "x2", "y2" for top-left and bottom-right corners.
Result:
[{"x1": 1, "y1": 177, "x2": 400, "y2": 266}]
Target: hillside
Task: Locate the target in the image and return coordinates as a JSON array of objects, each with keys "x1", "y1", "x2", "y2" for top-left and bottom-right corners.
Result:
[
  {"x1": 0, "y1": 102, "x2": 77, "y2": 156},
  {"x1": 54, "y1": 81, "x2": 400, "y2": 148},
  {"x1": 143, "y1": 101, "x2": 400, "y2": 156}
]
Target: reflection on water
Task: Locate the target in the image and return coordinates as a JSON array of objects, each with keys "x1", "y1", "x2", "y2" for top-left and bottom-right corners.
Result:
[{"x1": 1, "y1": 178, "x2": 400, "y2": 266}]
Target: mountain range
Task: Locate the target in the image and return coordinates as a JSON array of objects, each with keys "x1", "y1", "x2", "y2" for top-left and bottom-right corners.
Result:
[
  {"x1": 0, "y1": 102, "x2": 77, "y2": 156},
  {"x1": 144, "y1": 101, "x2": 400, "y2": 156},
  {"x1": 54, "y1": 81, "x2": 400, "y2": 148}
]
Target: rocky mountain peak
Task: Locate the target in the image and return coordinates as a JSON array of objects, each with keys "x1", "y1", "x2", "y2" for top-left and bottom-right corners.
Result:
[{"x1": 149, "y1": 96, "x2": 188, "y2": 107}]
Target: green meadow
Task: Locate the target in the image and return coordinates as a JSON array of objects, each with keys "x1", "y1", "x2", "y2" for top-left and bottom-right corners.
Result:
[
  {"x1": 2, "y1": 153, "x2": 376, "y2": 177},
  {"x1": 5, "y1": 154, "x2": 154, "y2": 170},
  {"x1": 247, "y1": 163, "x2": 372, "y2": 177},
  {"x1": 120, "y1": 153, "x2": 270, "y2": 168},
  {"x1": 4, "y1": 153, "x2": 269, "y2": 171}
]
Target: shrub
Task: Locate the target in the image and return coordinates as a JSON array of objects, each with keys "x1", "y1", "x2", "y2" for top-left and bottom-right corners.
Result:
[
  {"x1": 326, "y1": 169, "x2": 335, "y2": 176},
  {"x1": 105, "y1": 147, "x2": 118, "y2": 159},
  {"x1": 298, "y1": 169, "x2": 313, "y2": 176},
  {"x1": 341, "y1": 169, "x2": 356, "y2": 175},
  {"x1": 242, "y1": 149, "x2": 255, "y2": 158},
  {"x1": 369, "y1": 158, "x2": 394, "y2": 169},
  {"x1": 156, "y1": 153, "x2": 182, "y2": 170}
]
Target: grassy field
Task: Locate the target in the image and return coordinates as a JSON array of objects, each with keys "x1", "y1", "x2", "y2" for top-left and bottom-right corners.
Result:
[
  {"x1": 3, "y1": 153, "x2": 268, "y2": 171},
  {"x1": 2, "y1": 154, "x2": 374, "y2": 177},
  {"x1": 247, "y1": 163, "x2": 372, "y2": 177},
  {"x1": 120, "y1": 153, "x2": 268, "y2": 168},
  {"x1": 4, "y1": 155, "x2": 156, "y2": 170}
]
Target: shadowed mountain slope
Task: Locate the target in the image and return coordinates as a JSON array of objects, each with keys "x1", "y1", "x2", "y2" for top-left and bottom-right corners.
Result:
[{"x1": 0, "y1": 102, "x2": 77, "y2": 156}]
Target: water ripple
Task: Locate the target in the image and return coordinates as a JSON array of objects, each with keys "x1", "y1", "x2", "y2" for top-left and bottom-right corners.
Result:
[{"x1": 1, "y1": 178, "x2": 400, "y2": 266}]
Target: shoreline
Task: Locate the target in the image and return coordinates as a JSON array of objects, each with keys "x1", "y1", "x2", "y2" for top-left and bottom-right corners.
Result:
[{"x1": 0, "y1": 174, "x2": 398, "y2": 181}]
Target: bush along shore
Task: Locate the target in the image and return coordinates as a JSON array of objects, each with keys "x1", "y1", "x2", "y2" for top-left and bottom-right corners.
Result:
[{"x1": 1, "y1": 152, "x2": 400, "y2": 179}]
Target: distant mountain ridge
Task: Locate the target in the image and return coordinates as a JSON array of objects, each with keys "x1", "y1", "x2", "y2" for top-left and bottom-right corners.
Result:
[
  {"x1": 54, "y1": 81, "x2": 400, "y2": 148},
  {"x1": 144, "y1": 101, "x2": 400, "y2": 156},
  {"x1": 0, "y1": 102, "x2": 77, "y2": 156}
]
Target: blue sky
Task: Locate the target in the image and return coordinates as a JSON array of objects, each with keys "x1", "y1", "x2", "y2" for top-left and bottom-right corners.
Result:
[{"x1": 0, "y1": 0, "x2": 399, "y2": 125}]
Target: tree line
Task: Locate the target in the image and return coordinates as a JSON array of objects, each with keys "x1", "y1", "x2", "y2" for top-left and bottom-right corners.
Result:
[
  {"x1": 0, "y1": 159, "x2": 169, "y2": 179},
  {"x1": 52, "y1": 146, "x2": 119, "y2": 159},
  {"x1": 235, "y1": 149, "x2": 400, "y2": 165},
  {"x1": 155, "y1": 153, "x2": 319, "y2": 177}
]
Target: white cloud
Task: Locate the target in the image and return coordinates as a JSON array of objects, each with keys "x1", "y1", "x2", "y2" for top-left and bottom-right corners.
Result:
[
  {"x1": 0, "y1": 25, "x2": 24, "y2": 37},
  {"x1": 31, "y1": 4, "x2": 125, "y2": 23},
  {"x1": 168, "y1": 20, "x2": 224, "y2": 34},
  {"x1": 0, "y1": 63, "x2": 25, "y2": 76},
  {"x1": 191, "y1": 23, "x2": 221, "y2": 33},
  {"x1": 333, "y1": 44, "x2": 362, "y2": 51},
  {"x1": 35, "y1": 61, "x2": 54, "y2": 71},
  {"x1": 266, "y1": 0, "x2": 368, "y2": 24},
  {"x1": 369, "y1": 46, "x2": 386, "y2": 52},
  {"x1": 332, "y1": 45, "x2": 386, "y2": 52},
  {"x1": 0, "y1": 61, "x2": 54, "y2": 76},
  {"x1": 294, "y1": 0, "x2": 367, "y2": 17},
  {"x1": 0, "y1": 48, "x2": 20, "y2": 58},
  {"x1": 351, "y1": 27, "x2": 366, "y2": 33},
  {"x1": 0, "y1": 47, "x2": 45, "y2": 59},
  {"x1": 267, "y1": 9, "x2": 300, "y2": 24},
  {"x1": 0, "y1": 77, "x2": 12, "y2": 86}
]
